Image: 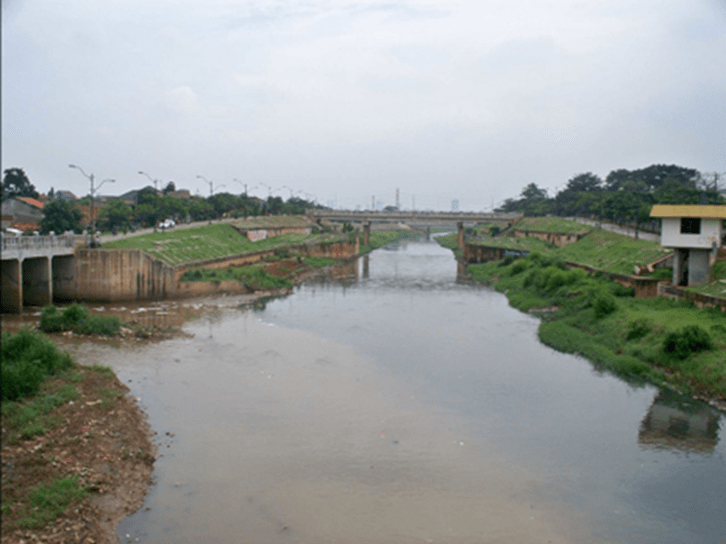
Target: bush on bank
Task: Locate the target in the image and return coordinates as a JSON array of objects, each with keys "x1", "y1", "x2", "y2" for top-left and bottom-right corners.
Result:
[
  {"x1": 39, "y1": 304, "x2": 123, "y2": 336},
  {"x1": 464, "y1": 253, "x2": 726, "y2": 399},
  {"x1": 1, "y1": 329, "x2": 74, "y2": 402}
]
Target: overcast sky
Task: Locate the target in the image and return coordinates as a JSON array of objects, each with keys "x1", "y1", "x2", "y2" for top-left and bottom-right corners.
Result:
[{"x1": 2, "y1": 0, "x2": 725, "y2": 211}]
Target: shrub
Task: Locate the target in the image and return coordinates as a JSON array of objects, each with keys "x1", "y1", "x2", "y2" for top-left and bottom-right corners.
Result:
[
  {"x1": 1, "y1": 329, "x2": 74, "y2": 401},
  {"x1": 662, "y1": 325, "x2": 714, "y2": 360},
  {"x1": 39, "y1": 304, "x2": 122, "y2": 336},
  {"x1": 592, "y1": 291, "x2": 617, "y2": 318},
  {"x1": 626, "y1": 319, "x2": 651, "y2": 341},
  {"x1": 510, "y1": 259, "x2": 530, "y2": 275},
  {"x1": 500, "y1": 255, "x2": 515, "y2": 267}
]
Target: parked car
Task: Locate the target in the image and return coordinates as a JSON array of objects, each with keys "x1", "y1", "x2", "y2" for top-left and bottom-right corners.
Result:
[{"x1": 159, "y1": 218, "x2": 176, "y2": 230}]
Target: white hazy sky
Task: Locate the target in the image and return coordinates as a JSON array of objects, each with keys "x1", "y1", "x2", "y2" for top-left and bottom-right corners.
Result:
[{"x1": 2, "y1": 0, "x2": 725, "y2": 211}]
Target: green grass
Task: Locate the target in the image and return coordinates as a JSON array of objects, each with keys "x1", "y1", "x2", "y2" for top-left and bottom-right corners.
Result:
[
  {"x1": 39, "y1": 304, "x2": 123, "y2": 336},
  {"x1": 17, "y1": 476, "x2": 89, "y2": 529},
  {"x1": 303, "y1": 256, "x2": 340, "y2": 268},
  {"x1": 103, "y1": 223, "x2": 315, "y2": 266},
  {"x1": 180, "y1": 264, "x2": 293, "y2": 290},
  {"x1": 558, "y1": 229, "x2": 670, "y2": 275},
  {"x1": 686, "y1": 260, "x2": 726, "y2": 298},
  {"x1": 2, "y1": 329, "x2": 75, "y2": 402},
  {"x1": 2, "y1": 382, "x2": 79, "y2": 443},
  {"x1": 514, "y1": 217, "x2": 594, "y2": 234}
]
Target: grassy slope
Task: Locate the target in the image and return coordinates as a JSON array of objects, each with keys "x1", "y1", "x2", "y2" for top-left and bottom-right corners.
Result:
[
  {"x1": 514, "y1": 216, "x2": 594, "y2": 233},
  {"x1": 558, "y1": 229, "x2": 671, "y2": 275},
  {"x1": 102, "y1": 224, "x2": 313, "y2": 266}
]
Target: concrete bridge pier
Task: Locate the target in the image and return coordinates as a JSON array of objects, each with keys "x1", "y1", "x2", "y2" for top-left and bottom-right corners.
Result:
[
  {"x1": 457, "y1": 222, "x2": 465, "y2": 249},
  {"x1": 363, "y1": 221, "x2": 371, "y2": 246},
  {"x1": 23, "y1": 257, "x2": 52, "y2": 307},
  {"x1": 1, "y1": 259, "x2": 22, "y2": 313}
]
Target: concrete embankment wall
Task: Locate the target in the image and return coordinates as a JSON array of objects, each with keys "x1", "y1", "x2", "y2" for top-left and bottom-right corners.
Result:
[
  {"x1": 60, "y1": 239, "x2": 359, "y2": 303},
  {"x1": 511, "y1": 229, "x2": 588, "y2": 248}
]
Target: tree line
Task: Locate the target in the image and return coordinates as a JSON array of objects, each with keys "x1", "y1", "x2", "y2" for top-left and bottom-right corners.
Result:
[
  {"x1": 2, "y1": 168, "x2": 322, "y2": 235},
  {"x1": 497, "y1": 164, "x2": 725, "y2": 225}
]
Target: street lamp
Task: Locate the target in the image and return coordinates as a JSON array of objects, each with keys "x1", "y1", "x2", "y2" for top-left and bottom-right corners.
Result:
[
  {"x1": 197, "y1": 175, "x2": 226, "y2": 223},
  {"x1": 138, "y1": 171, "x2": 160, "y2": 191},
  {"x1": 69, "y1": 164, "x2": 115, "y2": 247}
]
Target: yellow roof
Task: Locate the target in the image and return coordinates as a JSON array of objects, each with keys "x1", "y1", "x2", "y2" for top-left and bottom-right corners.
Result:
[{"x1": 650, "y1": 205, "x2": 726, "y2": 218}]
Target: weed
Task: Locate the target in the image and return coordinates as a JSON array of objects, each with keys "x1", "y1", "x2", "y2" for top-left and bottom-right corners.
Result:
[
  {"x1": 39, "y1": 304, "x2": 123, "y2": 336},
  {"x1": 17, "y1": 476, "x2": 88, "y2": 529},
  {"x1": 86, "y1": 364, "x2": 114, "y2": 380},
  {"x1": 95, "y1": 386, "x2": 123, "y2": 409},
  {"x1": 592, "y1": 291, "x2": 618, "y2": 319},
  {"x1": 1, "y1": 329, "x2": 74, "y2": 402},
  {"x1": 662, "y1": 325, "x2": 714, "y2": 360},
  {"x1": 626, "y1": 319, "x2": 651, "y2": 341}
]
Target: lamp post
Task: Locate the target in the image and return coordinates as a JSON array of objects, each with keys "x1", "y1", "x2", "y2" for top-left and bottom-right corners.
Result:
[
  {"x1": 138, "y1": 171, "x2": 161, "y2": 192},
  {"x1": 197, "y1": 175, "x2": 225, "y2": 223},
  {"x1": 69, "y1": 164, "x2": 115, "y2": 247}
]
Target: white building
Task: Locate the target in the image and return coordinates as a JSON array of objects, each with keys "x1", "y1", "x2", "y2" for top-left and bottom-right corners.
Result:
[{"x1": 650, "y1": 205, "x2": 726, "y2": 286}]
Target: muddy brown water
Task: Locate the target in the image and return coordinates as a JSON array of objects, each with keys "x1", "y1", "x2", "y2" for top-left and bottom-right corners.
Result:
[{"x1": 24, "y1": 239, "x2": 726, "y2": 543}]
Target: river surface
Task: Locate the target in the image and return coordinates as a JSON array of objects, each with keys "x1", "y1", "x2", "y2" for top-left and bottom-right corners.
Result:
[{"x1": 73, "y1": 238, "x2": 724, "y2": 543}]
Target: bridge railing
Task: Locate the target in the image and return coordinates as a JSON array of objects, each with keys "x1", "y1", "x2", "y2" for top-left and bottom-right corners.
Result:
[{"x1": 1, "y1": 232, "x2": 88, "y2": 253}]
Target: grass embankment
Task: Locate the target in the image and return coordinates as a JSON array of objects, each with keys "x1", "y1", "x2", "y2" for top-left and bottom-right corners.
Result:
[
  {"x1": 180, "y1": 263, "x2": 294, "y2": 290},
  {"x1": 514, "y1": 216, "x2": 594, "y2": 234},
  {"x1": 1, "y1": 329, "x2": 153, "y2": 536},
  {"x1": 465, "y1": 255, "x2": 726, "y2": 404},
  {"x1": 103, "y1": 223, "x2": 314, "y2": 266}
]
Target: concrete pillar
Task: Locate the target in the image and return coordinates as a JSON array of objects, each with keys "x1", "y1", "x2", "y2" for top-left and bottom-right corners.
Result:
[
  {"x1": 23, "y1": 256, "x2": 52, "y2": 307},
  {"x1": 363, "y1": 221, "x2": 371, "y2": 246},
  {"x1": 362, "y1": 255, "x2": 370, "y2": 279},
  {"x1": 457, "y1": 222, "x2": 465, "y2": 249},
  {"x1": 688, "y1": 249, "x2": 710, "y2": 286},
  {"x1": 1, "y1": 259, "x2": 22, "y2": 313},
  {"x1": 426, "y1": 226, "x2": 431, "y2": 240}
]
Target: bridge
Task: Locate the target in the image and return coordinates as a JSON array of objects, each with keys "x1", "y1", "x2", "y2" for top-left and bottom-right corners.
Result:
[
  {"x1": 1, "y1": 233, "x2": 87, "y2": 313},
  {"x1": 306, "y1": 209, "x2": 523, "y2": 245}
]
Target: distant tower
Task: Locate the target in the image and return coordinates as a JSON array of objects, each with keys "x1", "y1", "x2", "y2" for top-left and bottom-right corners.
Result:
[
  {"x1": 451, "y1": 199, "x2": 460, "y2": 212},
  {"x1": 396, "y1": 188, "x2": 400, "y2": 210}
]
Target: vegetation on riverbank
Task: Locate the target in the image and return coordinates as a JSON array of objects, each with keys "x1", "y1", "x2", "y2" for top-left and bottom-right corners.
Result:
[
  {"x1": 1, "y1": 329, "x2": 154, "y2": 540},
  {"x1": 102, "y1": 223, "x2": 314, "y2": 265},
  {"x1": 180, "y1": 263, "x2": 294, "y2": 290},
  {"x1": 462, "y1": 254, "x2": 726, "y2": 405}
]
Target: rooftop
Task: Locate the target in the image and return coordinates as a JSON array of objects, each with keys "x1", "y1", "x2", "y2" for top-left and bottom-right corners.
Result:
[{"x1": 650, "y1": 205, "x2": 726, "y2": 219}]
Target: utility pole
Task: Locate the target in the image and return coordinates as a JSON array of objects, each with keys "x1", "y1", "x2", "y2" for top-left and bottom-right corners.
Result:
[
  {"x1": 396, "y1": 188, "x2": 400, "y2": 210},
  {"x1": 69, "y1": 164, "x2": 114, "y2": 247}
]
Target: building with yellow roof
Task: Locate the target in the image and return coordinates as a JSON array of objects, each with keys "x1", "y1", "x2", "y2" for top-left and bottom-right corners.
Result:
[{"x1": 650, "y1": 205, "x2": 726, "y2": 286}]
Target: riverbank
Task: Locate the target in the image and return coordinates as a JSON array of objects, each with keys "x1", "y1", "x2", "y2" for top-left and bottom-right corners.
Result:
[
  {"x1": 1, "y1": 334, "x2": 155, "y2": 544},
  {"x1": 455, "y1": 253, "x2": 726, "y2": 412}
]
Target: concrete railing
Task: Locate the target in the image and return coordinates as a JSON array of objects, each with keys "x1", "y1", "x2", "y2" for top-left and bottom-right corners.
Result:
[{"x1": 1, "y1": 232, "x2": 88, "y2": 260}]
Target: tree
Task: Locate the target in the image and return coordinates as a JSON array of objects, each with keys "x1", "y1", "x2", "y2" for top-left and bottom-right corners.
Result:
[
  {"x1": 162, "y1": 181, "x2": 176, "y2": 195},
  {"x1": 520, "y1": 183, "x2": 547, "y2": 200},
  {"x1": 39, "y1": 200, "x2": 83, "y2": 234},
  {"x1": 565, "y1": 172, "x2": 602, "y2": 193},
  {"x1": 98, "y1": 199, "x2": 133, "y2": 232},
  {"x1": 2, "y1": 168, "x2": 39, "y2": 201}
]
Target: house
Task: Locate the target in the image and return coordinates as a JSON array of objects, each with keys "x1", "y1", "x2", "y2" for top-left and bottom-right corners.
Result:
[
  {"x1": 56, "y1": 190, "x2": 77, "y2": 202},
  {"x1": 1, "y1": 196, "x2": 45, "y2": 231},
  {"x1": 650, "y1": 205, "x2": 726, "y2": 286}
]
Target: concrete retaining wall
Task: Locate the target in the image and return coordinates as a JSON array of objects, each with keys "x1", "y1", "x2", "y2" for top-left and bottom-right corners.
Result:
[{"x1": 58, "y1": 239, "x2": 360, "y2": 303}]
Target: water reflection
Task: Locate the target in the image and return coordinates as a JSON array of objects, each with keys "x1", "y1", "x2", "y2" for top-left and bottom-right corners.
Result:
[{"x1": 639, "y1": 389, "x2": 721, "y2": 454}]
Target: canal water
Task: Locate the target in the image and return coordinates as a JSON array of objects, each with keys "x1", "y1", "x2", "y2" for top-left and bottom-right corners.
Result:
[{"x1": 102, "y1": 238, "x2": 723, "y2": 543}]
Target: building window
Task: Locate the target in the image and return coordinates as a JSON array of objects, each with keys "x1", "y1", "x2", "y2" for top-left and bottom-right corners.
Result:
[{"x1": 680, "y1": 217, "x2": 701, "y2": 234}]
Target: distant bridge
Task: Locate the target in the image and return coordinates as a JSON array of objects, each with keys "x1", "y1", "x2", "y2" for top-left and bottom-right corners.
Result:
[
  {"x1": 1, "y1": 233, "x2": 87, "y2": 312},
  {"x1": 306, "y1": 209, "x2": 522, "y2": 225},
  {"x1": 306, "y1": 209, "x2": 523, "y2": 246}
]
